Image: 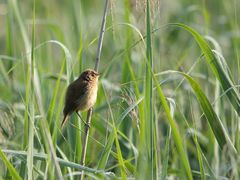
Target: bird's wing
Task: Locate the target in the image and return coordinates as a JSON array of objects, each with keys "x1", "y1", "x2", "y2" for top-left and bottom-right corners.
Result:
[
  {"x1": 72, "y1": 82, "x2": 89, "y2": 104},
  {"x1": 64, "y1": 81, "x2": 88, "y2": 114}
]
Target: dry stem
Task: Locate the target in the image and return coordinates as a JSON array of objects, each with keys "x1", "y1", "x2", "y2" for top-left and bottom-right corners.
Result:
[{"x1": 79, "y1": 0, "x2": 109, "y2": 179}]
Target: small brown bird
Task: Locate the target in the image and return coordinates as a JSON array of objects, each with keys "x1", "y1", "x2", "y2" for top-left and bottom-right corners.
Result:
[{"x1": 61, "y1": 69, "x2": 100, "y2": 128}]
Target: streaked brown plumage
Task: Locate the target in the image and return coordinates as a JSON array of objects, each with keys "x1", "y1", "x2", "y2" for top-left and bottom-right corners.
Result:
[{"x1": 61, "y1": 69, "x2": 99, "y2": 128}]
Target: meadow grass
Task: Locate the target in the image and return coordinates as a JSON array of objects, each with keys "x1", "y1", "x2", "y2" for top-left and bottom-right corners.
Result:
[{"x1": 0, "y1": 0, "x2": 240, "y2": 179}]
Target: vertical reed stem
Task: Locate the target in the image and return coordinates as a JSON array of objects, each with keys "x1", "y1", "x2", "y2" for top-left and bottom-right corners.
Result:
[
  {"x1": 80, "y1": 109, "x2": 92, "y2": 169},
  {"x1": 79, "y1": 0, "x2": 109, "y2": 179}
]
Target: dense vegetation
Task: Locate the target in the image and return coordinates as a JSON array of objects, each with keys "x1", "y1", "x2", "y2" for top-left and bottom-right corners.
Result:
[{"x1": 0, "y1": 0, "x2": 239, "y2": 179}]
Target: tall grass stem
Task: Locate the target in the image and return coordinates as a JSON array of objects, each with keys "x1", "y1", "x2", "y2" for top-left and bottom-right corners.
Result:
[{"x1": 80, "y1": 0, "x2": 109, "y2": 179}]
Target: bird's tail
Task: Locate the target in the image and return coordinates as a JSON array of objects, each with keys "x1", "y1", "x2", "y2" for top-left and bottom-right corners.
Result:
[{"x1": 61, "y1": 114, "x2": 69, "y2": 128}]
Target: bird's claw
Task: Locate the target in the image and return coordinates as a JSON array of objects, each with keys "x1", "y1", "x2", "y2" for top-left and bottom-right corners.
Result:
[{"x1": 85, "y1": 123, "x2": 91, "y2": 129}]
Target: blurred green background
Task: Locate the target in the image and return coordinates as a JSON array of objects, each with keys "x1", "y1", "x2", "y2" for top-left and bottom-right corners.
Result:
[{"x1": 0, "y1": 0, "x2": 239, "y2": 179}]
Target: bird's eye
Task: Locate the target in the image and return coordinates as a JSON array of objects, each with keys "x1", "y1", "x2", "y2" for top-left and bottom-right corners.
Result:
[{"x1": 83, "y1": 74, "x2": 90, "y2": 81}]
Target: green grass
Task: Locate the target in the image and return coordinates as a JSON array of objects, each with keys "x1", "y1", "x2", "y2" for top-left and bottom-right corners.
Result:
[{"x1": 0, "y1": 0, "x2": 240, "y2": 179}]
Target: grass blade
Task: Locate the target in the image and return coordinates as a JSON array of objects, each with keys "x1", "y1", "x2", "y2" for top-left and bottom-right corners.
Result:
[
  {"x1": 145, "y1": 66, "x2": 193, "y2": 179},
  {"x1": 177, "y1": 72, "x2": 237, "y2": 153},
  {"x1": 0, "y1": 148, "x2": 21, "y2": 180},
  {"x1": 136, "y1": 0, "x2": 157, "y2": 179},
  {"x1": 160, "y1": 70, "x2": 237, "y2": 153},
  {"x1": 2, "y1": 149, "x2": 108, "y2": 174},
  {"x1": 26, "y1": 0, "x2": 35, "y2": 177},
  {"x1": 102, "y1": 86, "x2": 127, "y2": 179},
  {"x1": 161, "y1": 126, "x2": 171, "y2": 180},
  {"x1": 172, "y1": 23, "x2": 240, "y2": 116}
]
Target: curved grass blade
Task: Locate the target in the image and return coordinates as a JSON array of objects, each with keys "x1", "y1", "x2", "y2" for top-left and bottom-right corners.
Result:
[
  {"x1": 101, "y1": 86, "x2": 127, "y2": 179},
  {"x1": 178, "y1": 72, "x2": 237, "y2": 153},
  {"x1": 172, "y1": 23, "x2": 240, "y2": 116},
  {"x1": 162, "y1": 70, "x2": 237, "y2": 154},
  {"x1": 34, "y1": 40, "x2": 73, "y2": 82},
  {"x1": 146, "y1": 66, "x2": 193, "y2": 179},
  {"x1": 97, "y1": 95, "x2": 143, "y2": 169},
  {"x1": 2, "y1": 149, "x2": 108, "y2": 174}
]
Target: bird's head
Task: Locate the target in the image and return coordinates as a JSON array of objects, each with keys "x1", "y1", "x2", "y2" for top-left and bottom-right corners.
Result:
[{"x1": 80, "y1": 69, "x2": 100, "y2": 82}]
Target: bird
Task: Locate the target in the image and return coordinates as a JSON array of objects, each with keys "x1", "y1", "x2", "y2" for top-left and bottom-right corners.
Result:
[{"x1": 61, "y1": 69, "x2": 100, "y2": 128}]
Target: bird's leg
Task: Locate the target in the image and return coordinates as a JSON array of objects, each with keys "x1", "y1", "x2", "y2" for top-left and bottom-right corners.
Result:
[{"x1": 76, "y1": 111, "x2": 90, "y2": 128}]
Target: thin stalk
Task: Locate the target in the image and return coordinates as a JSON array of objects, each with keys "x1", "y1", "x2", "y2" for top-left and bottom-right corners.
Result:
[
  {"x1": 213, "y1": 81, "x2": 220, "y2": 175},
  {"x1": 80, "y1": 109, "x2": 92, "y2": 168},
  {"x1": 80, "y1": 0, "x2": 109, "y2": 180},
  {"x1": 27, "y1": 0, "x2": 35, "y2": 179},
  {"x1": 2, "y1": 149, "x2": 108, "y2": 174},
  {"x1": 94, "y1": 0, "x2": 109, "y2": 71}
]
